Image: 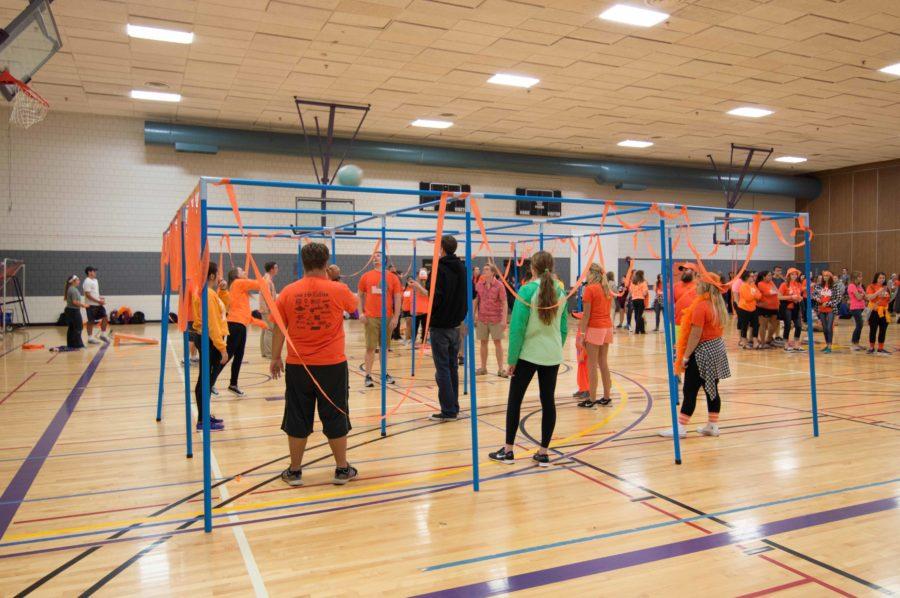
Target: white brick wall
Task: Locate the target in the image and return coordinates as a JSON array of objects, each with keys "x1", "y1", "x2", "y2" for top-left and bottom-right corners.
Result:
[{"x1": 1, "y1": 110, "x2": 797, "y2": 323}]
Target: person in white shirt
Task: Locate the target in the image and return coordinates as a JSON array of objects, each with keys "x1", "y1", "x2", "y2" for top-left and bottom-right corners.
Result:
[
  {"x1": 259, "y1": 261, "x2": 279, "y2": 359},
  {"x1": 82, "y1": 266, "x2": 110, "y2": 344}
]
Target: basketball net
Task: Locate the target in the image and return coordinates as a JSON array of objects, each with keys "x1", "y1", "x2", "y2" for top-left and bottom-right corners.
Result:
[{"x1": 1, "y1": 70, "x2": 49, "y2": 129}]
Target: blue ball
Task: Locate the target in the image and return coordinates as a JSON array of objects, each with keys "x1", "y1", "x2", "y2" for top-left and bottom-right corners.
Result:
[{"x1": 336, "y1": 164, "x2": 363, "y2": 186}]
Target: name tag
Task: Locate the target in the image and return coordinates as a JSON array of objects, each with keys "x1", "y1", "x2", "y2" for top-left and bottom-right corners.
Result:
[{"x1": 371, "y1": 286, "x2": 382, "y2": 295}]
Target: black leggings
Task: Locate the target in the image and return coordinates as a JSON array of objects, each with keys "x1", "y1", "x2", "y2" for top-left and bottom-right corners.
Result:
[
  {"x1": 505, "y1": 359, "x2": 559, "y2": 448},
  {"x1": 226, "y1": 322, "x2": 247, "y2": 387},
  {"x1": 737, "y1": 307, "x2": 759, "y2": 340},
  {"x1": 681, "y1": 354, "x2": 721, "y2": 417},
  {"x1": 869, "y1": 311, "x2": 888, "y2": 345},
  {"x1": 654, "y1": 302, "x2": 662, "y2": 330},
  {"x1": 626, "y1": 299, "x2": 633, "y2": 327},
  {"x1": 193, "y1": 338, "x2": 225, "y2": 418},
  {"x1": 65, "y1": 307, "x2": 85, "y2": 349},
  {"x1": 633, "y1": 301, "x2": 646, "y2": 334},
  {"x1": 850, "y1": 309, "x2": 864, "y2": 344},
  {"x1": 782, "y1": 305, "x2": 802, "y2": 340},
  {"x1": 413, "y1": 314, "x2": 427, "y2": 342}
]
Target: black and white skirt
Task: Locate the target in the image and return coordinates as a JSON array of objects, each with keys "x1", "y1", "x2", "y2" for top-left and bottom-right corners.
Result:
[{"x1": 695, "y1": 337, "x2": 731, "y2": 397}]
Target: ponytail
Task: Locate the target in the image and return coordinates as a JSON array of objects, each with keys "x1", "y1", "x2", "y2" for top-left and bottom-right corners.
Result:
[
  {"x1": 531, "y1": 251, "x2": 557, "y2": 325},
  {"x1": 63, "y1": 275, "x2": 77, "y2": 302}
]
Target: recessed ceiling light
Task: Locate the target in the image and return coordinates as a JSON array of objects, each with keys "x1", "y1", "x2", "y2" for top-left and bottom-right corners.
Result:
[
  {"x1": 879, "y1": 62, "x2": 900, "y2": 76},
  {"x1": 727, "y1": 106, "x2": 773, "y2": 118},
  {"x1": 131, "y1": 89, "x2": 181, "y2": 102},
  {"x1": 488, "y1": 73, "x2": 540, "y2": 88},
  {"x1": 775, "y1": 156, "x2": 807, "y2": 164},
  {"x1": 599, "y1": 4, "x2": 669, "y2": 27},
  {"x1": 411, "y1": 119, "x2": 453, "y2": 129},
  {"x1": 618, "y1": 139, "x2": 654, "y2": 148},
  {"x1": 127, "y1": 24, "x2": 194, "y2": 44}
]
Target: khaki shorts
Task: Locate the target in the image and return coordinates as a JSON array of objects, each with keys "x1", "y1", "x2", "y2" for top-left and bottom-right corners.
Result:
[
  {"x1": 365, "y1": 317, "x2": 385, "y2": 350},
  {"x1": 476, "y1": 321, "x2": 504, "y2": 341}
]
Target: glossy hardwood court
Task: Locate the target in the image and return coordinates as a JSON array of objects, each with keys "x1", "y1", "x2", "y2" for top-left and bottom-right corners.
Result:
[{"x1": 0, "y1": 317, "x2": 898, "y2": 596}]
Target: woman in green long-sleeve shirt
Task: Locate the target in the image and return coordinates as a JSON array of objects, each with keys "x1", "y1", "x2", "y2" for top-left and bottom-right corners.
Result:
[{"x1": 489, "y1": 251, "x2": 567, "y2": 467}]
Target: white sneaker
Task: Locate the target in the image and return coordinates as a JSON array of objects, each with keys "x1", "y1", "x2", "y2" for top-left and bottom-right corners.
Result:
[
  {"x1": 87, "y1": 337, "x2": 100, "y2": 345},
  {"x1": 658, "y1": 425, "x2": 686, "y2": 438},
  {"x1": 697, "y1": 423, "x2": 720, "y2": 437}
]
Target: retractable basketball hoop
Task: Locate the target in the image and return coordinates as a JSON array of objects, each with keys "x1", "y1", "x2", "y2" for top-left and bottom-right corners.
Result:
[
  {"x1": 0, "y1": 0, "x2": 62, "y2": 128},
  {"x1": 708, "y1": 143, "x2": 773, "y2": 246}
]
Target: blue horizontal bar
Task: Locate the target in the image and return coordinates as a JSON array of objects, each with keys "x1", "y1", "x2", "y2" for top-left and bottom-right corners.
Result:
[{"x1": 207, "y1": 206, "x2": 372, "y2": 216}]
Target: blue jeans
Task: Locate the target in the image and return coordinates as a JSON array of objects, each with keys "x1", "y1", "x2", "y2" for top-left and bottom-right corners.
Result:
[
  {"x1": 818, "y1": 311, "x2": 835, "y2": 345},
  {"x1": 430, "y1": 327, "x2": 460, "y2": 417}
]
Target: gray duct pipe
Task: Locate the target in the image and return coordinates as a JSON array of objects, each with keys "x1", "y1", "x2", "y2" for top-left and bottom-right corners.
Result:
[{"x1": 144, "y1": 121, "x2": 821, "y2": 200}]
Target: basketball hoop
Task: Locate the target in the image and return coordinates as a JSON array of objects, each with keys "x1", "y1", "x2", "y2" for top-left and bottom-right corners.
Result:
[{"x1": 0, "y1": 70, "x2": 49, "y2": 129}]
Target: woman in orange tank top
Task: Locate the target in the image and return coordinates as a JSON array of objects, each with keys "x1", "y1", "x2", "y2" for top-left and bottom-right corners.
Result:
[{"x1": 865, "y1": 272, "x2": 891, "y2": 355}]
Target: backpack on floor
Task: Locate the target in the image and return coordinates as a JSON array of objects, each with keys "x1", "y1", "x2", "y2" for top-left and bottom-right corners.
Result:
[{"x1": 131, "y1": 311, "x2": 146, "y2": 324}]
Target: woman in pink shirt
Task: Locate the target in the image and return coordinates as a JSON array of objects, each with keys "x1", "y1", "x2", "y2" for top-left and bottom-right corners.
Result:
[
  {"x1": 847, "y1": 271, "x2": 867, "y2": 350},
  {"x1": 474, "y1": 264, "x2": 508, "y2": 377}
]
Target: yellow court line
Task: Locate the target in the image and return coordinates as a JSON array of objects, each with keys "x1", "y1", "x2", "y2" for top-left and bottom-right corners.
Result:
[{"x1": 4, "y1": 382, "x2": 629, "y2": 543}]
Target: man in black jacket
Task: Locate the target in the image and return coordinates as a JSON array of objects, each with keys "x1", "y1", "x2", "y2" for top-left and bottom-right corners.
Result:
[{"x1": 414, "y1": 235, "x2": 468, "y2": 421}]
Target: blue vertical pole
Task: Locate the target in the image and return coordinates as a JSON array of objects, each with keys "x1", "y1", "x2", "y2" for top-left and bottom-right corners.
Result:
[
  {"x1": 803, "y1": 227, "x2": 819, "y2": 437},
  {"x1": 464, "y1": 197, "x2": 480, "y2": 491},
  {"x1": 156, "y1": 265, "x2": 171, "y2": 422},
  {"x1": 330, "y1": 232, "x2": 336, "y2": 266},
  {"x1": 667, "y1": 236, "x2": 676, "y2": 352},
  {"x1": 539, "y1": 223, "x2": 544, "y2": 251},
  {"x1": 576, "y1": 236, "x2": 583, "y2": 312},
  {"x1": 379, "y1": 216, "x2": 388, "y2": 437},
  {"x1": 659, "y1": 220, "x2": 682, "y2": 465},
  {"x1": 180, "y1": 211, "x2": 193, "y2": 459},
  {"x1": 199, "y1": 181, "x2": 212, "y2": 532},
  {"x1": 297, "y1": 242, "x2": 303, "y2": 278},
  {"x1": 411, "y1": 241, "x2": 417, "y2": 377}
]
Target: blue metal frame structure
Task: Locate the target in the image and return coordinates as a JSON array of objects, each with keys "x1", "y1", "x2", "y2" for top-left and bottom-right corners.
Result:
[{"x1": 156, "y1": 177, "x2": 817, "y2": 533}]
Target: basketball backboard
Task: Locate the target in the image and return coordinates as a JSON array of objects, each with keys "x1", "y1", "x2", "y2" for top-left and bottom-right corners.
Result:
[
  {"x1": 292, "y1": 196, "x2": 357, "y2": 236},
  {"x1": 0, "y1": 0, "x2": 61, "y2": 101}
]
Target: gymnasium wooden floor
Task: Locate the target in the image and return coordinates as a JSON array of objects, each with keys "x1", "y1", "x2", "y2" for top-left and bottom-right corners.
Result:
[{"x1": 0, "y1": 316, "x2": 898, "y2": 596}]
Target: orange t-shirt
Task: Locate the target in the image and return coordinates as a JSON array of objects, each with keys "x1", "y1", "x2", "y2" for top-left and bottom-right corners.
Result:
[
  {"x1": 582, "y1": 283, "x2": 612, "y2": 328},
  {"x1": 358, "y1": 269, "x2": 402, "y2": 318},
  {"x1": 226, "y1": 278, "x2": 263, "y2": 325},
  {"x1": 402, "y1": 288, "x2": 413, "y2": 313},
  {"x1": 674, "y1": 280, "x2": 697, "y2": 319},
  {"x1": 629, "y1": 281, "x2": 650, "y2": 307},
  {"x1": 757, "y1": 280, "x2": 779, "y2": 310},
  {"x1": 691, "y1": 298, "x2": 724, "y2": 342},
  {"x1": 276, "y1": 276, "x2": 358, "y2": 366},
  {"x1": 738, "y1": 282, "x2": 760, "y2": 311},
  {"x1": 778, "y1": 281, "x2": 804, "y2": 309},
  {"x1": 413, "y1": 286, "x2": 429, "y2": 315},
  {"x1": 867, "y1": 284, "x2": 890, "y2": 308}
]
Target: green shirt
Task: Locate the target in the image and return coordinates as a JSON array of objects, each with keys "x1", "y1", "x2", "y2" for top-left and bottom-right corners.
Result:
[
  {"x1": 66, "y1": 286, "x2": 81, "y2": 308},
  {"x1": 508, "y1": 280, "x2": 568, "y2": 366}
]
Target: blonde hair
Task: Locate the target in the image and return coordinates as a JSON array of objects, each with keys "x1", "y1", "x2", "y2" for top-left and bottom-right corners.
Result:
[
  {"x1": 531, "y1": 251, "x2": 557, "y2": 325},
  {"x1": 586, "y1": 263, "x2": 611, "y2": 297},
  {"x1": 697, "y1": 279, "x2": 728, "y2": 326}
]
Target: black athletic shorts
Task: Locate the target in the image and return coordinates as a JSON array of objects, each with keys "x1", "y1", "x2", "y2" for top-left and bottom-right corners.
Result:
[
  {"x1": 282, "y1": 362, "x2": 350, "y2": 439},
  {"x1": 86, "y1": 305, "x2": 107, "y2": 322},
  {"x1": 757, "y1": 307, "x2": 777, "y2": 317},
  {"x1": 401, "y1": 310, "x2": 412, "y2": 318}
]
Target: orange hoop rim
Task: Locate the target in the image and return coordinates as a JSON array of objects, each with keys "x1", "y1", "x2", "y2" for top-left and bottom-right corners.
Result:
[{"x1": 0, "y1": 69, "x2": 50, "y2": 107}]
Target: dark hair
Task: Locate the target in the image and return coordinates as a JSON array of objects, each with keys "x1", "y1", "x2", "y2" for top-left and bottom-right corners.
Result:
[
  {"x1": 872, "y1": 271, "x2": 886, "y2": 284},
  {"x1": 64, "y1": 275, "x2": 78, "y2": 301},
  {"x1": 440, "y1": 235, "x2": 457, "y2": 255},
  {"x1": 84, "y1": 266, "x2": 97, "y2": 275},
  {"x1": 740, "y1": 271, "x2": 751, "y2": 282},
  {"x1": 606, "y1": 271, "x2": 615, "y2": 282},
  {"x1": 207, "y1": 262, "x2": 218, "y2": 281},
  {"x1": 755, "y1": 270, "x2": 768, "y2": 284},
  {"x1": 227, "y1": 268, "x2": 240, "y2": 286},
  {"x1": 632, "y1": 270, "x2": 645, "y2": 284},
  {"x1": 301, "y1": 242, "x2": 330, "y2": 271},
  {"x1": 264, "y1": 261, "x2": 277, "y2": 273},
  {"x1": 530, "y1": 251, "x2": 557, "y2": 325}
]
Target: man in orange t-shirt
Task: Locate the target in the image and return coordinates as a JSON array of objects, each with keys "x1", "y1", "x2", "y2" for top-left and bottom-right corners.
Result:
[
  {"x1": 673, "y1": 263, "x2": 698, "y2": 329},
  {"x1": 357, "y1": 252, "x2": 402, "y2": 387},
  {"x1": 270, "y1": 242, "x2": 360, "y2": 487},
  {"x1": 224, "y1": 268, "x2": 264, "y2": 396}
]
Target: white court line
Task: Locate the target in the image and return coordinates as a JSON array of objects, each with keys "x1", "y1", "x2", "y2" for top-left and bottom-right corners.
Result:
[
  {"x1": 168, "y1": 341, "x2": 269, "y2": 597},
  {"x1": 734, "y1": 358, "x2": 894, "y2": 388}
]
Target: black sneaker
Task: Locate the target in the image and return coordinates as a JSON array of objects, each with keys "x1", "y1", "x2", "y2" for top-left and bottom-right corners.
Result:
[
  {"x1": 866, "y1": 348, "x2": 876, "y2": 355},
  {"x1": 333, "y1": 464, "x2": 358, "y2": 485},
  {"x1": 596, "y1": 397, "x2": 612, "y2": 406},
  {"x1": 457, "y1": 355, "x2": 465, "y2": 366},
  {"x1": 365, "y1": 375, "x2": 375, "y2": 388},
  {"x1": 429, "y1": 413, "x2": 457, "y2": 422},
  {"x1": 577, "y1": 399, "x2": 595, "y2": 408},
  {"x1": 210, "y1": 387, "x2": 219, "y2": 396},
  {"x1": 488, "y1": 447, "x2": 514, "y2": 464},
  {"x1": 877, "y1": 349, "x2": 891, "y2": 356},
  {"x1": 385, "y1": 374, "x2": 395, "y2": 384},
  {"x1": 228, "y1": 385, "x2": 245, "y2": 397},
  {"x1": 532, "y1": 453, "x2": 550, "y2": 467},
  {"x1": 281, "y1": 467, "x2": 303, "y2": 487}
]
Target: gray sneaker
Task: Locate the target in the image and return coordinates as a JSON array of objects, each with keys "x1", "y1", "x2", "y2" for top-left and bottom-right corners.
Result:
[
  {"x1": 281, "y1": 467, "x2": 303, "y2": 487},
  {"x1": 333, "y1": 464, "x2": 358, "y2": 485}
]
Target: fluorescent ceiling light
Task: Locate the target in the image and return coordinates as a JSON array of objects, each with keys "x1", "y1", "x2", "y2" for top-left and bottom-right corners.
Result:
[
  {"x1": 488, "y1": 73, "x2": 540, "y2": 88},
  {"x1": 599, "y1": 4, "x2": 669, "y2": 27},
  {"x1": 127, "y1": 24, "x2": 194, "y2": 44},
  {"x1": 878, "y1": 62, "x2": 900, "y2": 76},
  {"x1": 411, "y1": 119, "x2": 453, "y2": 129},
  {"x1": 131, "y1": 89, "x2": 181, "y2": 102},
  {"x1": 618, "y1": 139, "x2": 654, "y2": 148},
  {"x1": 727, "y1": 106, "x2": 773, "y2": 118},
  {"x1": 775, "y1": 156, "x2": 807, "y2": 164}
]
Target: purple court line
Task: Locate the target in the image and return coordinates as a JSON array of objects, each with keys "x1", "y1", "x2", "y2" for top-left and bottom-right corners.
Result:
[
  {"x1": 0, "y1": 343, "x2": 107, "y2": 540},
  {"x1": 415, "y1": 496, "x2": 899, "y2": 598}
]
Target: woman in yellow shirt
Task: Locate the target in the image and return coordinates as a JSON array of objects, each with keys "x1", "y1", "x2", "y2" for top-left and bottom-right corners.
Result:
[{"x1": 192, "y1": 263, "x2": 230, "y2": 431}]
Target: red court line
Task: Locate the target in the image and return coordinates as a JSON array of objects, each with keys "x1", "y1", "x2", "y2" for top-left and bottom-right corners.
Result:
[
  {"x1": 0, "y1": 372, "x2": 37, "y2": 407},
  {"x1": 758, "y1": 554, "x2": 854, "y2": 597},
  {"x1": 736, "y1": 578, "x2": 812, "y2": 597}
]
